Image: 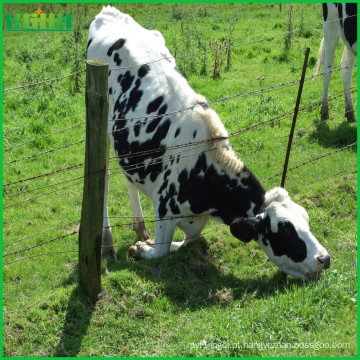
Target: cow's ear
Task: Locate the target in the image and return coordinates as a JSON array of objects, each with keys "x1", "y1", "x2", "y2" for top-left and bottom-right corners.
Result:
[{"x1": 230, "y1": 216, "x2": 265, "y2": 243}]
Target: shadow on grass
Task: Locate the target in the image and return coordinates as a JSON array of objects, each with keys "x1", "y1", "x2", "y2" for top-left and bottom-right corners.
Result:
[
  {"x1": 53, "y1": 270, "x2": 96, "y2": 357},
  {"x1": 106, "y1": 237, "x2": 304, "y2": 310},
  {"x1": 309, "y1": 119, "x2": 357, "y2": 149}
]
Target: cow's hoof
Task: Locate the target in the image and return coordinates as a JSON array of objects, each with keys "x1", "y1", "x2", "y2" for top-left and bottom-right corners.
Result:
[
  {"x1": 346, "y1": 113, "x2": 356, "y2": 123},
  {"x1": 102, "y1": 247, "x2": 117, "y2": 261},
  {"x1": 129, "y1": 242, "x2": 145, "y2": 260},
  {"x1": 145, "y1": 239, "x2": 155, "y2": 248}
]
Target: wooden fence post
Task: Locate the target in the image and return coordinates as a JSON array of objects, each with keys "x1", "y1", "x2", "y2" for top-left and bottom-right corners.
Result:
[{"x1": 79, "y1": 60, "x2": 109, "y2": 301}]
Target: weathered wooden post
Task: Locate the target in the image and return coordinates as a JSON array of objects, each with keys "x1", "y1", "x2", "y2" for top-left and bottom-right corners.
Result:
[{"x1": 79, "y1": 60, "x2": 109, "y2": 301}]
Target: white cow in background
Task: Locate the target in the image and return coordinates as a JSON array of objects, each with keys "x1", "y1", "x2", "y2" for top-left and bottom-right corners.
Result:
[{"x1": 316, "y1": 3, "x2": 357, "y2": 123}]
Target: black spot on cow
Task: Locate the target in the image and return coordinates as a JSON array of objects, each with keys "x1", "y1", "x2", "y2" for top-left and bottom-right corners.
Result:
[
  {"x1": 134, "y1": 121, "x2": 141, "y2": 137},
  {"x1": 108, "y1": 70, "x2": 111, "y2": 77},
  {"x1": 147, "y1": 96, "x2": 164, "y2": 114},
  {"x1": 87, "y1": 38, "x2": 93, "y2": 51},
  {"x1": 344, "y1": 3, "x2": 357, "y2": 47},
  {"x1": 107, "y1": 38, "x2": 125, "y2": 56},
  {"x1": 177, "y1": 154, "x2": 265, "y2": 224},
  {"x1": 175, "y1": 128, "x2": 181, "y2": 138},
  {"x1": 262, "y1": 221, "x2": 307, "y2": 262},
  {"x1": 128, "y1": 79, "x2": 144, "y2": 113},
  {"x1": 193, "y1": 130, "x2": 197, "y2": 139},
  {"x1": 158, "y1": 182, "x2": 180, "y2": 218},
  {"x1": 338, "y1": 4, "x2": 343, "y2": 27},
  {"x1": 117, "y1": 71, "x2": 135, "y2": 93},
  {"x1": 114, "y1": 53, "x2": 122, "y2": 66},
  {"x1": 113, "y1": 118, "x2": 171, "y2": 184},
  {"x1": 146, "y1": 102, "x2": 168, "y2": 134},
  {"x1": 322, "y1": 3, "x2": 328, "y2": 22},
  {"x1": 109, "y1": 87, "x2": 113, "y2": 95},
  {"x1": 138, "y1": 64, "x2": 150, "y2": 78}
]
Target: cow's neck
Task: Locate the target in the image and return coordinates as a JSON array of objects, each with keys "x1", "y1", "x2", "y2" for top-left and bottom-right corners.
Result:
[
  {"x1": 209, "y1": 163, "x2": 266, "y2": 225},
  {"x1": 177, "y1": 151, "x2": 265, "y2": 225}
]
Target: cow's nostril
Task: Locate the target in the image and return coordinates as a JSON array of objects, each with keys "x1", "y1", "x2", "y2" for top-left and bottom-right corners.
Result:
[{"x1": 317, "y1": 254, "x2": 331, "y2": 269}]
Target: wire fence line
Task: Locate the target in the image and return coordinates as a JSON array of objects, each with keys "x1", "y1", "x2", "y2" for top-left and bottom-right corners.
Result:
[
  {"x1": 108, "y1": 61, "x2": 357, "y2": 124},
  {"x1": 3, "y1": 85, "x2": 356, "y2": 206},
  {"x1": 3, "y1": 230, "x2": 79, "y2": 258},
  {"x1": 3, "y1": 15, "x2": 357, "y2": 268},
  {"x1": 3, "y1": 219, "x2": 80, "y2": 248},
  {"x1": 3, "y1": 180, "x2": 84, "y2": 210},
  {"x1": 4, "y1": 158, "x2": 356, "y2": 266},
  {"x1": 261, "y1": 141, "x2": 357, "y2": 184},
  {"x1": 3, "y1": 139, "x2": 85, "y2": 166},
  {"x1": 4, "y1": 92, "x2": 355, "y2": 203},
  {"x1": 3, "y1": 122, "x2": 86, "y2": 152},
  {"x1": 288, "y1": 167, "x2": 357, "y2": 191},
  {"x1": 3, "y1": 13, "x2": 356, "y2": 93},
  {"x1": 2, "y1": 71, "x2": 86, "y2": 93},
  {"x1": 3, "y1": 61, "x2": 355, "y2": 165},
  {"x1": 3, "y1": 250, "x2": 79, "y2": 266},
  {"x1": 3, "y1": 163, "x2": 84, "y2": 188}
]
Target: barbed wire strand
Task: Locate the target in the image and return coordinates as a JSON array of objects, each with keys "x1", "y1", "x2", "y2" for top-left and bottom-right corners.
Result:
[
  {"x1": 3, "y1": 230, "x2": 79, "y2": 258},
  {"x1": 3, "y1": 163, "x2": 84, "y2": 188},
  {"x1": 3, "y1": 122, "x2": 86, "y2": 152},
  {"x1": 4, "y1": 175, "x2": 84, "y2": 200},
  {"x1": 107, "y1": 60, "x2": 357, "y2": 126},
  {"x1": 3, "y1": 250, "x2": 78, "y2": 266},
  {"x1": 3, "y1": 181, "x2": 83, "y2": 210},
  {"x1": 3, "y1": 15, "x2": 356, "y2": 93},
  {"x1": 3, "y1": 139, "x2": 85, "y2": 166},
  {"x1": 261, "y1": 141, "x2": 357, "y2": 184},
  {"x1": 3, "y1": 87, "x2": 356, "y2": 201},
  {"x1": 3, "y1": 219, "x2": 80, "y2": 248},
  {"x1": 3, "y1": 71, "x2": 85, "y2": 92},
  {"x1": 107, "y1": 15, "x2": 357, "y2": 71},
  {"x1": 288, "y1": 167, "x2": 357, "y2": 190}
]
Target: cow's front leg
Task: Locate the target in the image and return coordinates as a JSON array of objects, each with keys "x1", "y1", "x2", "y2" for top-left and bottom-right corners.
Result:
[
  {"x1": 126, "y1": 179, "x2": 150, "y2": 242},
  {"x1": 129, "y1": 219, "x2": 176, "y2": 260},
  {"x1": 171, "y1": 215, "x2": 210, "y2": 251}
]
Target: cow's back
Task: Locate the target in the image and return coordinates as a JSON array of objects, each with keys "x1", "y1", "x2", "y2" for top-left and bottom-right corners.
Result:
[{"x1": 87, "y1": 6, "x2": 229, "y2": 195}]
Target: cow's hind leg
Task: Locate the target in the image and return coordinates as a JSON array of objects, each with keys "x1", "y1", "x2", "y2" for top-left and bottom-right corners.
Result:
[
  {"x1": 341, "y1": 46, "x2": 356, "y2": 123},
  {"x1": 102, "y1": 136, "x2": 117, "y2": 260},
  {"x1": 126, "y1": 179, "x2": 149, "y2": 242}
]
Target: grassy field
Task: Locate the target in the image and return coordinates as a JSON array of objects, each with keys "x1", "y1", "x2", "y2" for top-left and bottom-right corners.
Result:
[{"x1": 2, "y1": 3, "x2": 357, "y2": 357}]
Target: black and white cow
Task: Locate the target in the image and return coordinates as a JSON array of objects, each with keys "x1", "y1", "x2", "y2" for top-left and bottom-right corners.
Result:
[
  {"x1": 87, "y1": 6, "x2": 330, "y2": 281},
  {"x1": 316, "y1": 3, "x2": 357, "y2": 123}
]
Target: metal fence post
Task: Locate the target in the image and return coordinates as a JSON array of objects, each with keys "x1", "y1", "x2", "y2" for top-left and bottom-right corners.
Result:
[
  {"x1": 79, "y1": 60, "x2": 109, "y2": 301},
  {"x1": 281, "y1": 47, "x2": 310, "y2": 188}
]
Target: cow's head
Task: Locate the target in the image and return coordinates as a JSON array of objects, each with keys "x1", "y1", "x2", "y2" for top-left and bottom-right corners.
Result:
[{"x1": 230, "y1": 187, "x2": 330, "y2": 281}]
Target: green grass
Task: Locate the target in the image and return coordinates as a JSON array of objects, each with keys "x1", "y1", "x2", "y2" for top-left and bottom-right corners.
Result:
[{"x1": 2, "y1": 3, "x2": 357, "y2": 357}]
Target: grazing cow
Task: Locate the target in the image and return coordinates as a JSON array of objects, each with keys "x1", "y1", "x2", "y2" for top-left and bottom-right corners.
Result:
[
  {"x1": 316, "y1": 3, "x2": 357, "y2": 123},
  {"x1": 87, "y1": 6, "x2": 330, "y2": 281}
]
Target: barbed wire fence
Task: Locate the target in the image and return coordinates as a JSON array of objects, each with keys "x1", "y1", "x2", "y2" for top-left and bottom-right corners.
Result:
[{"x1": 3, "y1": 14, "x2": 357, "y2": 309}]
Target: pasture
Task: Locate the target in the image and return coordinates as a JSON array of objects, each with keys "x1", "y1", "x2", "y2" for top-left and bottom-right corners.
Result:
[{"x1": 2, "y1": 3, "x2": 357, "y2": 357}]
